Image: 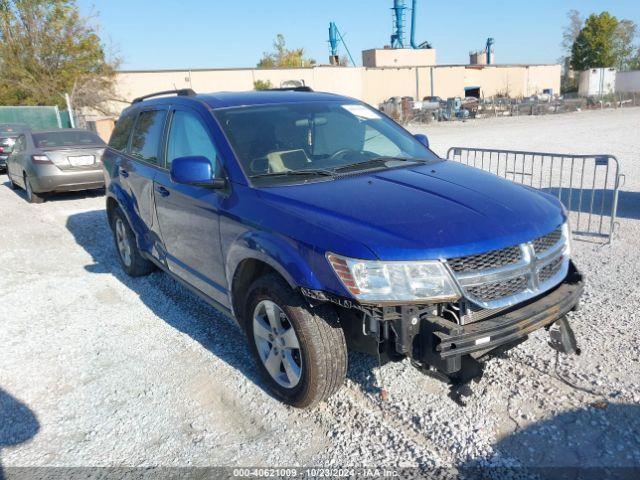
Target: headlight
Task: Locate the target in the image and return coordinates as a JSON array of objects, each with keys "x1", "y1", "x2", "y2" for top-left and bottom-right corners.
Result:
[{"x1": 327, "y1": 253, "x2": 460, "y2": 303}]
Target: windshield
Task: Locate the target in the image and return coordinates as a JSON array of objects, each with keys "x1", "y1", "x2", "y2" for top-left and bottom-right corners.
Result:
[
  {"x1": 32, "y1": 130, "x2": 105, "y2": 149},
  {"x1": 215, "y1": 101, "x2": 438, "y2": 183}
]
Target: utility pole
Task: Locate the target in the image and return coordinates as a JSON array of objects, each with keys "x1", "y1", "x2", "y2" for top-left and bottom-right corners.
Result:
[{"x1": 64, "y1": 93, "x2": 75, "y2": 128}]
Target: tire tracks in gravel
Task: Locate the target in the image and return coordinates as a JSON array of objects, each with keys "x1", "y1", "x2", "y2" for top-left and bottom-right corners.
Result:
[{"x1": 314, "y1": 376, "x2": 452, "y2": 467}]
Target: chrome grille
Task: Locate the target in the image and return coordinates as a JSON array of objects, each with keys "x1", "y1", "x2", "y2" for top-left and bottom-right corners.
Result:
[
  {"x1": 533, "y1": 228, "x2": 562, "y2": 255},
  {"x1": 467, "y1": 276, "x2": 529, "y2": 302},
  {"x1": 448, "y1": 245, "x2": 522, "y2": 273},
  {"x1": 447, "y1": 224, "x2": 570, "y2": 310},
  {"x1": 538, "y1": 256, "x2": 564, "y2": 284}
]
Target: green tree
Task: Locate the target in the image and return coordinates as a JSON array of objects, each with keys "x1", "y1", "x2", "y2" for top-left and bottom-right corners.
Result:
[
  {"x1": 571, "y1": 12, "x2": 619, "y2": 70},
  {"x1": 257, "y1": 34, "x2": 315, "y2": 68},
  {"x1": 613, "y1": 19, "x2": 638, "y2": 70},
  {"x1": 0, "y1": 0, "x2": 120, "y2": 113},
  {"x1": 629, "y1": 47, "x2": 640, "y2": 70}
]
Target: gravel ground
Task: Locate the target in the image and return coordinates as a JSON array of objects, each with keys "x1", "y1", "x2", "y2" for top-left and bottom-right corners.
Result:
[{"x1": 1, "y1": 107, "x2": 639, "y2": 474}]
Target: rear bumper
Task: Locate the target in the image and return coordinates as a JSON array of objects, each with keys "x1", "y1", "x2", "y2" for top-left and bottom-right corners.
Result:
[
  {"x1": 431, "y1": 264, "x2": 584, "y2": 361},
  {"x1": 29, "y1": 168, "x2": 104, "y2": 193}
]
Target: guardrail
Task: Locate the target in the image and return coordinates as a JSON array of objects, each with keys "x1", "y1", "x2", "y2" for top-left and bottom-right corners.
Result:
[{"x1": 446, "y1": 147, "x2": 625, "y2": 243}]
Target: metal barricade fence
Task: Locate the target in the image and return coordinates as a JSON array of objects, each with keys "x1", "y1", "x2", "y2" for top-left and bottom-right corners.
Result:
[{"x1": 446, "y1": 147, "x2": 625, "y2": 243}]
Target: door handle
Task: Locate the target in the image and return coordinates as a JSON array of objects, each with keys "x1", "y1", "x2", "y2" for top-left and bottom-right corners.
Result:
[
  {"x1": 155, "y1": 185, "x2": 170, "y2": 197},
  {"x1": 120, "y1": 168, "x2": 129, "y2": 178}
]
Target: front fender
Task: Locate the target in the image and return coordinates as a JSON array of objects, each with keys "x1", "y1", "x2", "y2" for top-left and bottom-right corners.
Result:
[{"x1": 225, "y1": 231, "x2": 326, "y2": 293}]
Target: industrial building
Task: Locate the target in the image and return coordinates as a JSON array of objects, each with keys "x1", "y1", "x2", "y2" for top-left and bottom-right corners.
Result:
[
  {"x1": 97, "y1": 0, "x2": 560, "y2": 129},
  {"x1": 112, "y1": 61, "x2": 560, "y2": 111}
]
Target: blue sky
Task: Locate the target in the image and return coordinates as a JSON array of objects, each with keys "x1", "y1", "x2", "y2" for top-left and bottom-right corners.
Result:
[{"x1": 78, "y1": 1, "x2": 640, "y2": 70}]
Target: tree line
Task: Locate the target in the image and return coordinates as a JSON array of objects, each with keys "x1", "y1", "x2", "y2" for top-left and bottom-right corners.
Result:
[
  {"x1": 562, "y1": 10, "x2": 640, "y2": 71},
  {"x1": 0, "y1": 0, "x2": 120, "y2": 113},
  {"x1": 2, "y1": 2, "x2": 640, "y2": 109}
]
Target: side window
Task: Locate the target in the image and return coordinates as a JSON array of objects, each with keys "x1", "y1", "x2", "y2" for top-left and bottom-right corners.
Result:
[
  {"x1": 166, "y1": 110, "x2": 217, "y2": 171},
  {"x1": 108, "y1": 112, "x2": 136, "y2": 152},
  {"x1": 130, "y1": 110, "x2": 167, "y2": 165}
]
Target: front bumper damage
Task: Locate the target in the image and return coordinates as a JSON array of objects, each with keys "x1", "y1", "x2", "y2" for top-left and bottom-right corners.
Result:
[{"x1": 302, "y1": 261, "x2": 584, "y2": 402}]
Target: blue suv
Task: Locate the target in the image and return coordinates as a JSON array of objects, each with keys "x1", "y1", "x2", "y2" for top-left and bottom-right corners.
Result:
[{"x1": 103, "y1": 88, "x2": 584, "y2": 407}]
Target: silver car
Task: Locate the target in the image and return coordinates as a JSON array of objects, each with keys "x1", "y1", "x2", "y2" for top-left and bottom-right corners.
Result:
[
  {"x1": 6, "y1": 129, "x2": 106, "y2": 203},
  {"x1": 1, "y1": 123, "x2": 30, "y2": 173}
]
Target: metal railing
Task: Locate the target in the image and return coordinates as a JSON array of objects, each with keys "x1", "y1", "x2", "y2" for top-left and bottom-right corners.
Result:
[{"x1": 446, "y1": 147, "x2": 625, "y2": 243}]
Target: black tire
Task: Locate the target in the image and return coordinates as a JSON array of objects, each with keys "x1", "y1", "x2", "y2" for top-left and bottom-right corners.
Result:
[
  {"x1": 110, "y1": 206, "x2": 155, "y2": 277},
  {"x1": 24, "y1": 174, "x2": 44, "y2": 204},
  {"x1": 245, "y1": 273, "x2": 347, "y2": 408}
]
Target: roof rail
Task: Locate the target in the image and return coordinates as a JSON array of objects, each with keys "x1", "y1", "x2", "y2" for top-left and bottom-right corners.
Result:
[
  {"x1": 266, "y1": 86, "x2": 314, "y2": 92},
  {"x1": 131, "y1": 88, "x2": 196, "y2": 104}
]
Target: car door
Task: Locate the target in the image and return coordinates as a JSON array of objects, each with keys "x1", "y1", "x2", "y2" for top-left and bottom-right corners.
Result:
[
  {"x1": 7, "y1": 134, "x2": 26, "y2": 186},
  {"x1": 120, "y1": 108, "x2": 168, "y2": 256},
  {"x1": 153, "y1": 106, "x2": 226, "y2": 305}
]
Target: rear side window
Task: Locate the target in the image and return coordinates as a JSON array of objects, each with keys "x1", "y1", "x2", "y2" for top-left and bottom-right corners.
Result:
[
  {"x1": 109, "y1": 113, "x2": 136, "y2": 152},
  {"x1": 130, "y1": 110, "x2": 167, "y2": 165},
  {"x1": 166, "y1": 110, "x2": 217, "y2": 169}
]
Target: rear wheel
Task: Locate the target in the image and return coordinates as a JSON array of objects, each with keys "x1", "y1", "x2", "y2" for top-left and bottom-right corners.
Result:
[
  {"x1": 110, "y1": 207, "x2": 155, "y2": 277},
  {"x1": 245, "y1": 273, "x2": 347, "y2": 408},
  {"x1": 24, "y1": 174, "x2": 44, "y2": 204}
]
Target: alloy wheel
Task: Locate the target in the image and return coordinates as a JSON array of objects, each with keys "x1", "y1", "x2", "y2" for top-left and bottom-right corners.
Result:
[
  {"x1": 252, "y1": 300, "x2": 302, "y2": 388},
  {"x1": 115, "y1": 218, "x2": 132, "y2": 267}
]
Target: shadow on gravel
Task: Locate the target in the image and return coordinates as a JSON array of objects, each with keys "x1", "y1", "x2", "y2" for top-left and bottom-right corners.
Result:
[
  {"x1": 65, "y1": 209, "x2": 279, "y2": 398},
  {"x1": 459, "y1": 403, "x2": 640, "y2": 479},
  {"x1": 66, "y1": 209, "x2": 382, "y2": 404},
  {"x1": 0, "y1": 388, "x2": 40, "y2": 480}
]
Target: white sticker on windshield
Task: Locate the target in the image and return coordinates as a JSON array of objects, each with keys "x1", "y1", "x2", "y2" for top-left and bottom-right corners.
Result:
[{"x1": 342, "y1": 104, "x2": 381, "y2": 119}]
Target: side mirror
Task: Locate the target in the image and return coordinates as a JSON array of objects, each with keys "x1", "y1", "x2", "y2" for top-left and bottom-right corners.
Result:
[
  {"x1": 170, "y1": 156, "x2": 226, "y2": 189},
  {"x1": 414, "y1": 134, "x2": 429, "y2": 149}
]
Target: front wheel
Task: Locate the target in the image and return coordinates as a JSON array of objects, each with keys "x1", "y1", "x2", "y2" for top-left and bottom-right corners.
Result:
[{"x1": 245, "y1": 273, "x2": 347, "y2": 408}]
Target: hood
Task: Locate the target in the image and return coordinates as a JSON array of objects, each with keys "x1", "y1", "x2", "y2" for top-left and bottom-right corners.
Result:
[{"x1": 258, "y1": 161, "x2": 566, "y2": 261}]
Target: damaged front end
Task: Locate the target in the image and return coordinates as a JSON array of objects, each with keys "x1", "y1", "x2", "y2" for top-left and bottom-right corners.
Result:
[{"x1": 303, "y1": 224, "x2": 584, "y2": 402}]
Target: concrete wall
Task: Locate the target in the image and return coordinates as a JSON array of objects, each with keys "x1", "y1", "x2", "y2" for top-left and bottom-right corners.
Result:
[
  {"x1": 616, "y1": 70, "x2": 640, "y2": 93},
  {"x1": 470, "y1": 51, "x2": 488, "y2": 65},
  {"x1": 362, "y1": 48, "x2": 437, "y2": 67},
  {"x1": 88, "y1": 118, "x2": 116, "y2": 142},
  {"x1": 361, "y1": 67, "x2": 420, "y2": 104},
  {"x1": 578, "y1": 68, "x2": 617, "y2": 97},
  {"x1": 112, "y1": 67, "x2": 363, "y2": 113},
  {"x1": 105, "y1": 63, "x2": 561, "y2": 117}
]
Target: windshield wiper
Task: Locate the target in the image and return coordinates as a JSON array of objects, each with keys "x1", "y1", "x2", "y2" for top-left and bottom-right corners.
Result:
[
  {"x1": 333, "y1": 156, "x2": 426, "y2": 173},
  {"x1": 250, "y1": 168, "x2": 335, "y2": 179}
]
